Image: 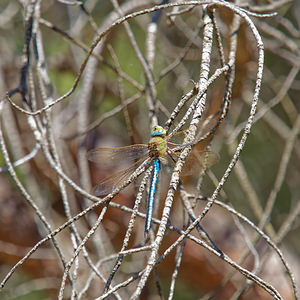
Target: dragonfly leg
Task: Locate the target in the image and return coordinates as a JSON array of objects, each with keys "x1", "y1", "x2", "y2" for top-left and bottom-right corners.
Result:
[{"x1": 167, "y1": 141, "x2": 181, "y2": 146}]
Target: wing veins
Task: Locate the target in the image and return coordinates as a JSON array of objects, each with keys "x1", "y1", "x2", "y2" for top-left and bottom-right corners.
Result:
[{"x1": 93, "y1": 154, "x2": 149, "y2": 196}]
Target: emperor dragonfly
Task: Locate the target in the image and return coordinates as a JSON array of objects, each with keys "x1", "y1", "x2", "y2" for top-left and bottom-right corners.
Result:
[{"x1": 87, "y1": 125, "x2": 218, "y2": 234}]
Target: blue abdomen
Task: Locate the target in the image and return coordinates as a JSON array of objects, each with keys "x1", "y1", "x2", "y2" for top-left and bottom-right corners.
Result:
[{"x1": 145, "y1": 158, "x2": 161, "y2": 233}]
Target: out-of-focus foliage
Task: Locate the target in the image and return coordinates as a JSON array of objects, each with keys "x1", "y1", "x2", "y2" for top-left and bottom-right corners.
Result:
[{"x1": 0, "y1": 0, "x2": 299, "y2": 299}]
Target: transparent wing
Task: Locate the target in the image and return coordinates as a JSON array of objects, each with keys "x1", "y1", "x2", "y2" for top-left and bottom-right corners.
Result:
[
  {"x1": 165, "y1": 116, "x2": 217, "y2": 145},
  {"x1": 87, "y1": 144, "x2": 149, "y2": 168},
  {"x1": 92, "y1": 156, "x2": 148, "y2": 196},
  {"x1": 181, "y1": 150, "x2": 219, "y2": 176},
  {"x1": 165, "y1": 129, "x2": 189, "y2": 145},
  {"x1": 195, "y1": 118, "x2": 217, "y2": 143}
]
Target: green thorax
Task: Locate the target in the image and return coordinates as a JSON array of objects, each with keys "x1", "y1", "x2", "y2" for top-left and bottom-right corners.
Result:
[
  {"x1": 148, "y1": 125, "x2": 167, "y2": 159},
  {"x1": 148, "y1": 136, "x2": 167, "y2": 159}
]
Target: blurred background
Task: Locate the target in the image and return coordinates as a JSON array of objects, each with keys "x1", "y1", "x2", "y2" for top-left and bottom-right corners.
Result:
[{"x1": 0, "y1": 0, "x2": 299, "y2": 299}]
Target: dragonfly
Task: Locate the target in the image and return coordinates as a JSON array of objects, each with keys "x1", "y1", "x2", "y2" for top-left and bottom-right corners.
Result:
[{"x1": 87, "y1": 125, "x2": 218, "y2": 234}]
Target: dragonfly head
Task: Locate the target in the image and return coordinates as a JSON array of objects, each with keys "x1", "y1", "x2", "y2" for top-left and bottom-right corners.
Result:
[{"x1": 151, "y1": 125, "x2": 166, "y2": 137}]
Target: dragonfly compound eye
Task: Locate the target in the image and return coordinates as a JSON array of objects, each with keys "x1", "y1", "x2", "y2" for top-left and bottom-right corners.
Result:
[{"x1": 151, "y1": 125, "x2": 167, "y2": 137}]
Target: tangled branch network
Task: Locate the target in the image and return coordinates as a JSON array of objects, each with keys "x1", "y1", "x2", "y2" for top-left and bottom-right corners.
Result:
[{"x1": 0, "y1": 0, "x2": 299, "y2": 299}]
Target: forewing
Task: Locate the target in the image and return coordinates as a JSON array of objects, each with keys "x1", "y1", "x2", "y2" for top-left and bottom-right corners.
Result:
[
  {"x1": 181, "y1": 150, "x2": 219, "y2": 176},
  {"x1": 195, "y1": 118, "x2": 217, "y2": 143},
  {"x1": 166, "y1": 116, "x2": 217, "y2": 146},
  {"x1": 92, "y1": 157, "x2": 147, "y2": 196},
  {"x1": 87, "y1": 144, "x2": 148, "y2": 169}
]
